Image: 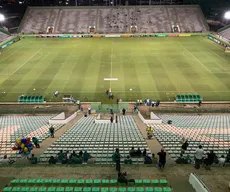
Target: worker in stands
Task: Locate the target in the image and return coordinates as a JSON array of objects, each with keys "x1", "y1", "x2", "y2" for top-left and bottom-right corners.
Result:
[
  {"x1": 147, "y1": 127, "x2": 153, "y2": 139},
  {"x1": 32, "y1": 137, "x2": 40, "y2": 148},
  {"x1": 124, "y1": 155, "x2": 132, "y2": 164}
]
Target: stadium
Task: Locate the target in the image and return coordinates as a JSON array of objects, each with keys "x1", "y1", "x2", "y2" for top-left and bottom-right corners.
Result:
[{"x1": 0, "y1": 0, "x2": 230, "y2": 192}]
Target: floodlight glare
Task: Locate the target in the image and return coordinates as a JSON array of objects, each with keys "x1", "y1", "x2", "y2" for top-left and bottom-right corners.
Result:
[
  {"x1": 0, "y1": 14, "x2": 5, "y2": 22},
  {"x1": 224, "y1": 11, "x2": 230, "y2": 20}
]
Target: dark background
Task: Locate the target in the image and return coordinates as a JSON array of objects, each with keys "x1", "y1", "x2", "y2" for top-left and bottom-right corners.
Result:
[{"x1": 0, "y1": 0, "x2": 230, "y2": 32}]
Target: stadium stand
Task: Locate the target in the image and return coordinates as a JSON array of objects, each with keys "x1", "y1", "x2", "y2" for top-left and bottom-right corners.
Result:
[
  {"x1": 40, "y1": 116, "x2": 151, "y2": 164},
  {"x1": 0, "y1": 116, "x2": 62, "y2": 159},
  {"x1": 219, "y1": 28, "x2": 230, "y2": 41},
  {"x1": 150, "y1": 115, "x2": 230, "y2": 161},
  {"x1": 0, "y1": 30, "x2": 10, "y2": 42},
  {"x1": 20, "y1": 6, "x2": 209, "y2": 34},
  {"x1": 3, "y1": 178, "x2": 172, "y2": 192}
]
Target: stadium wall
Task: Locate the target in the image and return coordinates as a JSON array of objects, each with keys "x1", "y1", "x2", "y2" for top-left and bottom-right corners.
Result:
[
  {"x1": 208, "y1": 34, "x2": 230, "y2": 47},
  {"x1": 189, "y1": 173, "x2": 210, "y2": 192},
  {"x1": 0, "y1": 36, "x2": 20, "y2": 49},
  {"x1": 21, "y1": 33, "x2": 209, "y2": 38}
]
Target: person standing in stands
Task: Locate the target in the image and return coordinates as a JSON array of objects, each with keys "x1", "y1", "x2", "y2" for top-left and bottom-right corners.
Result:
[
  {"x1": 157, "y1": 149, "x2": 166, "y2": 169},
  {"x1": 122, "y1": 108, "x2": 126, "y2": 115},
  {"x1": 194, "y1": 145, "x2": 204, "y2": 169},
  {"x1": 181, "y1": 140, "x2": 189, "y2": 156},
  {"x1": 49, "y1": 126, "x2": 54, "y2": 138},
  {"x1": 113, "y1": 148, "x2": 121, "y2": 172},
  {"x1": 32, "y1": 137, "x2": 40, "y2": 148},
  {"x1": 83, "y1": 151, "x2": 91, "y2": 164}
]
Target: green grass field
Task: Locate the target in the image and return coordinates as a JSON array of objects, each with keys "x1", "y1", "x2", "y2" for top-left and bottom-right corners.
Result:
[{"x1": 0, "y1": 36, "x2": 230, "y2": 102}]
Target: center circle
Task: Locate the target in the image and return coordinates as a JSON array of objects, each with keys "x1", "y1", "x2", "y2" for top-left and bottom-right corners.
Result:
[{"x1": 91, "y1": 50, "x2": 132, "y2": 64}]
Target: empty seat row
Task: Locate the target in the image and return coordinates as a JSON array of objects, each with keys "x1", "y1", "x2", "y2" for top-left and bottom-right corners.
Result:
[
  {"x1": 10, "y1": 179, "x2": 168, "y2": 187},
  {"x1": 3, "y1": 187, "x2": 172, "y2": 192}
]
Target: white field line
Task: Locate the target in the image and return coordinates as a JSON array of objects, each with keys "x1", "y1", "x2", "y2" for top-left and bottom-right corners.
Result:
[
  {"x1": 209, "y1": 48, "x2": 228, "y2": 62},
  {"x1": 178, "y1": 43, "x2": 212, "y2": 73},
  {"x1": 0, "y1": 46, "x2": 24, "y2": 64},
  {"x1": 110, "y1": 47, "x2": 113, "y2": 89},
  {"x1": 3, "y1": 90, "x2": 230, "y2": 94},
  {"x1": 11, "y1": 48, "x2": 43, "y2": 75}
]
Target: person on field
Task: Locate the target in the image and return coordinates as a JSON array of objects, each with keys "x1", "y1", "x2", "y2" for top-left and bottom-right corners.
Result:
[
  {"x1": 54, "y1": 91, "x2": 59, "y2": 97},
  {"x1": 32, "y1": 137, "x2": 40, "y2": 148},
  {"x1": 157, "y1": 149, "x2": 166, "y2": 169},
  {"x1": 49, "y1": 126, "x2": 54, "y2": 138}
]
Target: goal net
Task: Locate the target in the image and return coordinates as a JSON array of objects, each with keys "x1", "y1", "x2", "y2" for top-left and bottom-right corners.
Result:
[{"x1": 225, "y1": 47, "x2": 230, "y2": 53}]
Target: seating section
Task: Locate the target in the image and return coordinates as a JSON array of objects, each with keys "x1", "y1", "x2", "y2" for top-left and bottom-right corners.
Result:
[
  {"x1": 40, "y1": 116, "x2": 150, "y2": 164},
  {"x1": 0, "y1": 116, "x2": 62, "y2": 159},
  {"x1": 176, "y1": 94, "x2": 202, "y2": 102},
  {"x1": 3, "y1": 178, "x2": 172, "y2": 192},
  {"x1": 219, "y1": 28, "x2": 230, "y2": 41},
  {"x1": 20, "y1": 6, "x2": 208, "y2": 34},
  {"x1": 0, "y1": 31, "x2": 10, "y2": 42},
  {"x1": 151, "y1": 115, "x2": 230, "y2": 161}
]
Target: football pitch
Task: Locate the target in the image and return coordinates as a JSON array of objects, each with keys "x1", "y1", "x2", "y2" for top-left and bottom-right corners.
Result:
[{"x1": 0, "y1": 36, "x2": 230, "y2": 102}]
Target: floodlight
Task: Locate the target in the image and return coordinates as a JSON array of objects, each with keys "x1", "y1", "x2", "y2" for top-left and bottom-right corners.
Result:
[
  {"x1": 0, "y1": 14, "x2": 5, "y2": 22},
  {"x1": 224, "y1": 11, "x2": 230, "y2": 20}
]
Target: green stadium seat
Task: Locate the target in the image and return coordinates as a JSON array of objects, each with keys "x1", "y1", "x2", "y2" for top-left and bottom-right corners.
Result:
[
  {"x1": 29, "y1": 187, "x2": 38, "y2": 192},
  {"x1": 118, "y1": 188, "x2": 126, "y2": 192},
  {"x1": 3, "y1": 187, "x2": 12, "y2": 192},
  {"x1": 101, "y1": 187, "x2": 109, "y2": 192},
  {"x1": 85, "y1": 180, "x2": 93, "y2": 186},
  {"x1": 20, "y1": 179, "x2": 28, "y2": 186},
  {"x1": 136, "y1": 187, "x2": 144, "y2": 192},
  {"x1": 28, "y1": 179, "x2": 36, "y2": 186},
  {"x1": 153, "y1": 188, "x2": 162, "y2": 192},
  {"x1": 151, "y1": 180, "x2": 159, "y2": 186},
  {"x1": 143, "y1": 179, "x2": 151, "y2": 185},
  {"x1": 159, "y1": 180, "x2": 167, "y2": 186},
  {"x1": 83, "y1": 187, "x2": 91, "y2": 192},
  {"x1": 11, "y1": 179, "x2": 20, "y2": 185},
  {"x1": 21, "y1": 187, "x2": 30, "y2": 192},
  {"x1": 38, "y1": 188, "x2": 47, "y2": 192},
  {"x1": 52, "y1": 179, "x2": 60, "y2": 185},
  {"x1": 47, "y1": 187, "x2": 56, "y2": 192},
  {"x1": 135, "y1": 180, "x2": 142, "y2": 186},
  {"x1": 109, "y1": 180, "x2": 117, "y2": 186},
  {"x1": 127, "y1": 187, "x2": 135, "y2": 192},
  {"x1": 109, "y1": 187, "x2": 118, "y2": 192},
  {"x1": 36, "y1": 179, "x2": 45, "y2": 185},
  {"x1": 77, "y1": 180, "x2": 84, "y2": 186},
  {"x1": 65, "y1": 187, "x2": 74, "y2": 192},
  {"x1": 93, "y1": 179, "x2": 101, "y2": 186},
  {"x1": 74, "y1": 187, "x2": 82, "y2": 192},
  {"x1": 60, "y1": 179, "x2": 68, "y2": 186},
  {"x1": 44, "y1": 179, "x2": 52, "y2": 186},
  {"x1": 92, "y1": 187, "x2": 100, "y2": 192},
  {"x1": 102, "y1": 180, "x2": 109, "y2": 186},
  {"x1": 12, "y1": 187, "x2": 21, "y2": 192},
  {"x1": 163, "y1": 188, "x2": 172, "y2": 192},
  {"x1": 145, "y1": 188, "x2": 154, "y2": 192},
  {"x1": 56, "y1": 187, "x2": 65, "y2": 192},
  {"x1": 69, "y1": 179, "x2": 77, "y2": 186}
]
